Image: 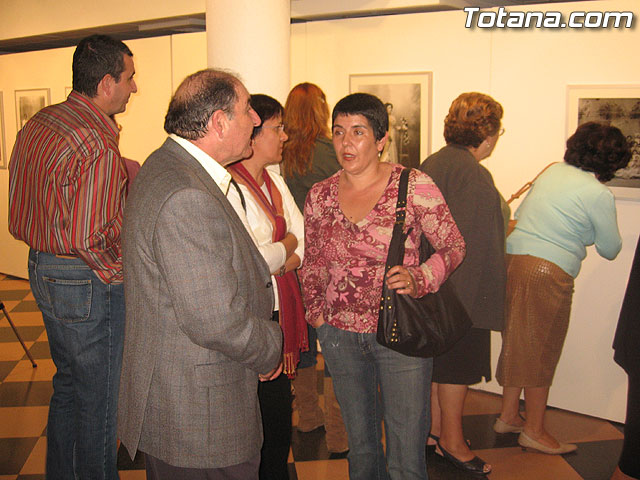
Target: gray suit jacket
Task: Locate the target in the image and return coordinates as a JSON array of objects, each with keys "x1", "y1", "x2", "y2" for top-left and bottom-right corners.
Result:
[{"x1": 118, "y1": 138, "x2": 283, "y2": 468}]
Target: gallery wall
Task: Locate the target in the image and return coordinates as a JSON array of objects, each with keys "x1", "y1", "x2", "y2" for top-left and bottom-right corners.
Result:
[
  {"x1": 0, "y1": 0, "x2": 205, "y2": 40},
  {"x1": 0, "y1": 0, "x2": 638, "y2": 421},
  {"x1": 0, "y1": 35, "x2": 186, "y2": 278},
  {"x1": 287, "y1": 0, "x2": 640, "y2": 422}
]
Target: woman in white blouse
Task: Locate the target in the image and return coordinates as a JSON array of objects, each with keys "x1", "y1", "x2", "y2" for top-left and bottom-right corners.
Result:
[{"x1": 226, "y1": 94, "x2": 306, "y2": 480}]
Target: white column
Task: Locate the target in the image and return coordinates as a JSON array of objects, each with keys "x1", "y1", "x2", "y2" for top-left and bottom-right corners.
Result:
[{"x1": 206, "y1": 0, "x2": 290, "y2": 105}]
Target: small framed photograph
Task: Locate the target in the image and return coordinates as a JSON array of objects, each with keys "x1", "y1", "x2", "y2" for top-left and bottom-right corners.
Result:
[
  {"x1": 15, "y1": 88, "x2": 50, "y2": 131},
  {"x1": 350, "y1": 72, "x2": 432, "y2": 169},
  {"x1": 0, "y1": 92, "x2": 6, "y2": 169},
  {"x1": 567, "y1": 85, "x2": 640, "y2": 200}
]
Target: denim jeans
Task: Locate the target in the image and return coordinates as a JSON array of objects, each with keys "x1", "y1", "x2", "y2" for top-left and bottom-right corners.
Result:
[
  {"x1": 316, "y1": 322, "x2": 432, "y2": 480},
  {"x1": 28, "y1": 249, "x2": 124, "y2": 480}
]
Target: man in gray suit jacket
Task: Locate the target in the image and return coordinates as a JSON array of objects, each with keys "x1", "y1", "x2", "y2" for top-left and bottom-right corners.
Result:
[{"x1": 118, "y1": 69, "x2": 283, "y2": 479}]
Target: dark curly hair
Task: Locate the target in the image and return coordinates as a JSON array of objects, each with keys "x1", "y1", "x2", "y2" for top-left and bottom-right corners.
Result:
[
  {"x1": 564, "y1": 122, "x2": 631, "y2": 182},
  {"x1": 443, "y1": 92, "x2": 503, "y2": 147}
]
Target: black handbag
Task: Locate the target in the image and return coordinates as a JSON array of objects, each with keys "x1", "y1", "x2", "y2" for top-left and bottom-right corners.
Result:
[{"x1": 377, "y1": 168, "x2": 472, "y2": 358}]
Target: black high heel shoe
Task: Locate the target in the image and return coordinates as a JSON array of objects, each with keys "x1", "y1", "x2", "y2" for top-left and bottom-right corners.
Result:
[
  {"x1": 436, "y1": 440, "x2": 491, "y2": 476},
  {"x1": 426, "y1": 433, "x2": 439, "y2": 454}
]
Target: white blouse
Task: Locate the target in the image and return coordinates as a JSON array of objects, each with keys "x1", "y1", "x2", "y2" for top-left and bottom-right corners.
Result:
[{"x1": 227, "y1": 170, "x2": 305, "y2": 311}]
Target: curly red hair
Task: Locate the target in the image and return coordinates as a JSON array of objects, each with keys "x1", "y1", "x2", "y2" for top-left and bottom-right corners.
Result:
[
  {"x1": 282, "y1": 83, "x2": 331, "y2": 178},
  {"x1": 443, "y1": 92, "x2": 503, "y2": 148}
]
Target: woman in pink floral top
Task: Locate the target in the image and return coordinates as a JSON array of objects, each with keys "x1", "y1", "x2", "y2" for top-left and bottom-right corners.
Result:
[{"x1": 300, "y1": 93, "x2": 465, "y2": 480}]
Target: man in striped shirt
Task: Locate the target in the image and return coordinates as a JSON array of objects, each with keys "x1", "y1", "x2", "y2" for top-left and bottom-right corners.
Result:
[{"x1": 8, "y1": 34, "x2": 137, "y2": 480}]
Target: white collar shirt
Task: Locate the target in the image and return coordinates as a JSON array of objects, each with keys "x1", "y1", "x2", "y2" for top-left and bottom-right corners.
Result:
[{"x1": 169, "y1": 134, "x2": 231, "y2": 194}]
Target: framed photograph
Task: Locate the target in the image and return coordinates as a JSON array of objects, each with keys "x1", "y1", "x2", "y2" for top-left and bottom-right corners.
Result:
[
  {"x1": 350, "y1": 72, "x2": 432, "y2": 168},
  {"x1": 567, "y1": 85, "x2": 640, "y2": 200},
  {"x1": 15, "y1": 88, "x2": 50, "y2": 131},
  {"x1": 0, "y1": 92, "x2": 6, "y2": 169}
]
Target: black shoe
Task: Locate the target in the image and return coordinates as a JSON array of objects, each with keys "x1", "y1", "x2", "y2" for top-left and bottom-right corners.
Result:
[
  {"x1": 437, "y1": 440, "x2": 491, "y2": 476},
  {"x1": 328, "y1": 450, "x2": 349, "y2": 459},
  {"x1": 426, "y1": 433, "x2": 439, "y2": 455}
]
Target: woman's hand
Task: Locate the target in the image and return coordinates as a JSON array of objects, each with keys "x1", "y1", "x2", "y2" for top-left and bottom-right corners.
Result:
[
  {"x1": 272, "y1": 253, "x2": 302, "y2": 276},
  {"x1": 310, "y1": 313, "x2": 325, "y2": 328},
  {"x1": 280, "y1": 232, "x2": 298, "y2": 258},
  {"x1": 284, "y1": 253, "x2": 301, "y2": 272},
  {"x1": 386, "y1": 265, "x2": 418, "y2": 297}
]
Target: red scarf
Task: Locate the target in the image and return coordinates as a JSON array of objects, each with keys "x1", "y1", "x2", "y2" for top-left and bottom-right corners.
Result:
[{"x1": 228, "y1": 163, "x2": 308, "y2": 377}]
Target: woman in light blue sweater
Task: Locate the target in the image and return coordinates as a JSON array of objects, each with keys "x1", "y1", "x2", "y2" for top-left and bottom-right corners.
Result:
[{"x1": 495, "y1": 122, "x2": 631, "y2": 455}]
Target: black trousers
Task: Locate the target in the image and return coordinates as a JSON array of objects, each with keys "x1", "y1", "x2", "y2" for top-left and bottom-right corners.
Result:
[
  {"x1": 258, "y1": 310, "x2": 293, "y2": 479},
  {"x1": 258, "y1": 362, "x2": 292, "y2": 480},
  {"x1": 619, "y1": 373, "x2": 640, "y2": 478}
]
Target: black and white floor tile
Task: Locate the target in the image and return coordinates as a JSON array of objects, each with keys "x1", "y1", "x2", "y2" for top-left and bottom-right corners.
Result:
[{"x1": 0, "y1": 273, "x2": 624, "y2": 479}]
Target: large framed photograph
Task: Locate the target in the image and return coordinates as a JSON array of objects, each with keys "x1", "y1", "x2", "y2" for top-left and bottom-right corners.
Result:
[
  {"x1": 15, "y1": 88, "x2": 50, "y2": 131},
  {"x1": 567, "y1": 85, "x2": 640, "y2": 200},
  {"x1": 0, "y1": 92, "x2": 6, "y2": 169},
  {"x1": 350, "y1": 72, "x2": 432, "y2": 168}
]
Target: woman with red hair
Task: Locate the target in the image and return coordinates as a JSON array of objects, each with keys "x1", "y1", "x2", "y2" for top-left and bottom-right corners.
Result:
[{"x1": 282, "y1": 83, "x2": 348, "y2": 454}]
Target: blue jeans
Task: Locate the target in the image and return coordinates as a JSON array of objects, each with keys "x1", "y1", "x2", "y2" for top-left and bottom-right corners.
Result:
[
  {"x1": 28, "y1": 250, "x2": 124, "y2": 480},
  {"x1": 316, "y1": 323, "x2": 432, "y2": 480}
]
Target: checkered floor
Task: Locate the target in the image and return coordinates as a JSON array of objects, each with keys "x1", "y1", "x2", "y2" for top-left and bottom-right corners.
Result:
[{"x1": 0, "y1": 273, "x2": 625, "y2": 479}]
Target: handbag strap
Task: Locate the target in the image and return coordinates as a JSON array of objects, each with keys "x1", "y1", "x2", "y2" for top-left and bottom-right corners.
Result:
[
  {"x1": 396, "y1": 168, "x2": 410, "y2": 226},
  {"x1": 507, "y1": 162, "x2": 557, "y2": 204},
  {"x1": 384, "y1": 169, "x2": 412, "y2": 272}
]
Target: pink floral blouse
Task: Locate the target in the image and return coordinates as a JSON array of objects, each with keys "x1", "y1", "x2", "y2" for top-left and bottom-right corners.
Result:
[{"x1": 300, "y1": 165, "x2": 466, "y2": 334}]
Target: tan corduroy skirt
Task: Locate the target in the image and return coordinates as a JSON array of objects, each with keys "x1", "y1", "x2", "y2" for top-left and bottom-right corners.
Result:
[{"x1": 496, "y1": 254, "x2": 575, "y2": 388}]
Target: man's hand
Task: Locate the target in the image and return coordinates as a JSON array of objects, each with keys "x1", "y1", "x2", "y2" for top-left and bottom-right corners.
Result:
[{"x1": 259, "y1": 361, "x2": 283, "y2": 382}]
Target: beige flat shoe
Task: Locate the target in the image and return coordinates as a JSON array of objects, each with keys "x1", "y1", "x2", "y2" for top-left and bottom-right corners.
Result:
[
  {"x1": 518, "y1": 432, "x2": 577, "y2": 454},
  {"x1": 493, "y1": 417, "x2": 524, "y2": 434}
]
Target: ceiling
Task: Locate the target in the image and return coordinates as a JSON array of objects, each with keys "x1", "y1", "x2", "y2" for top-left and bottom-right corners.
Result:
[{"x1": 0, "y1": 0, "x2": 596, "y2": 55}]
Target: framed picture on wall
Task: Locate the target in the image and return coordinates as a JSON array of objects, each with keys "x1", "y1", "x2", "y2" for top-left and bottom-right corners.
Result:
[
  {"x1": 15, "y1": 88, "x2": 50, "y2": 131},
  {"x1": 350, "y1": 72, "x2": 432, "y2": 169},
  {"x1": 0, "y1": 92, "x2": 6, "y2": 169},
  {"x1": 567, "y1": 85, "x2": 640, "y2": 200}
]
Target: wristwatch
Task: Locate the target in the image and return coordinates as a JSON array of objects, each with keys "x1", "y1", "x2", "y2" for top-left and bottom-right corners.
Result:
[{"x1": 279, "y1": 265, "x2": 287, "y2": 276}]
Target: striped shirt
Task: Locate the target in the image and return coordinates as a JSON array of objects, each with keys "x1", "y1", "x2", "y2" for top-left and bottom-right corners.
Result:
[{"x1": 9, "y1": 91, "x2": 127, "y2": 284}]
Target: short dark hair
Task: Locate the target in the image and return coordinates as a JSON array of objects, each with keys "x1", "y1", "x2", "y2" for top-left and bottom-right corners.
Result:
[
  {"x1": 164, "y1": 69, "x2": 239, "y2": 140},
  {"x1": 332, "y1": 93, "x2": 388, "y2": 141},
  {"x1": 443, "y1": 92, "x2": 503, "y2": 148},
  {"x1": 564, "y1": 122, "x2": 631, "y2": 182},
  {"x1": 72, "y1": 35, "x2": 133, "y2": 97},
  {"x1": 250, "y1": 94, "x2": 284, "y2": 140}
]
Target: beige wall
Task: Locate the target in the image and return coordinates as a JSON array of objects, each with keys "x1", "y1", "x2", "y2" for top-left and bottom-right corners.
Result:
[
  {"x1": 1, "y1": 46, "x2": 73, "y2": 278},
  {"x1": 0, "y1": 34, "x2": 207, "y2": 279},
  {"x1": 0, "y1": 0, "x2": 638, "y2": 420},
  {"x1": 288, "y1": 0, "x2": 638, "y2": 421},
  {"x1": 0, "y1": 0, "x2": 205, "y2": 40}
]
